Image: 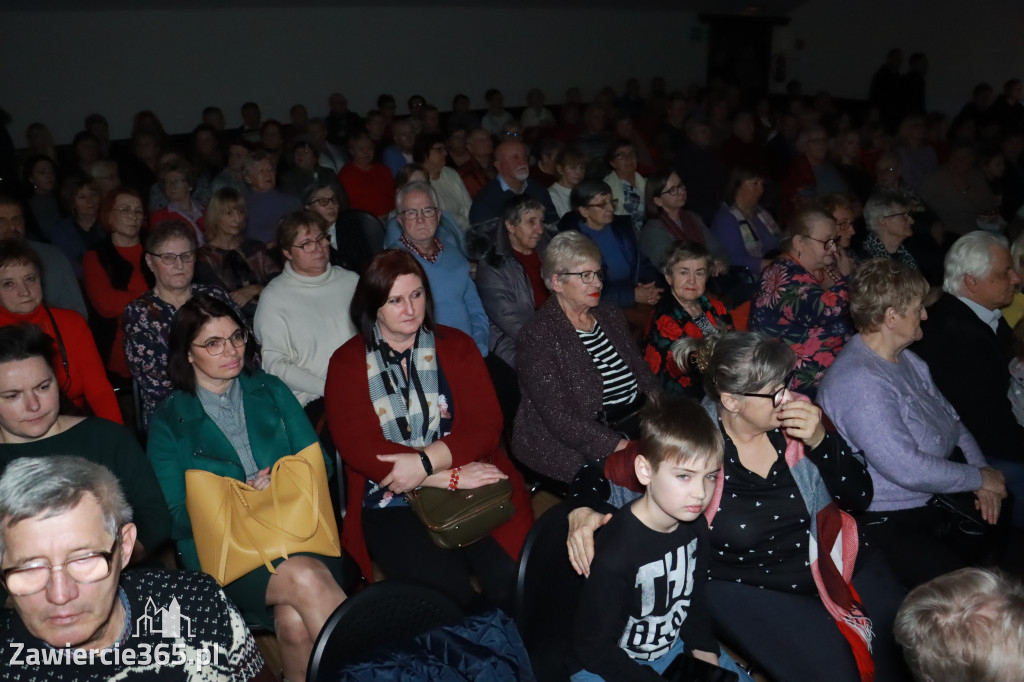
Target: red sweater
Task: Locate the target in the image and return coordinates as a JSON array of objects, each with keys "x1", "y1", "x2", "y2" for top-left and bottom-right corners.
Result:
[
  {"x1": 338, "y1": 163, "x2": 395, "y2": 218},
  {"x1": 325, "y1": 326, "x2": 533, "y2": 582},
  {"x1": 0, "y1": 306, "x2": 123, "y2": 424},
  {"x1": 82, "y1": 243, "x2": 148, "y2": 378}
]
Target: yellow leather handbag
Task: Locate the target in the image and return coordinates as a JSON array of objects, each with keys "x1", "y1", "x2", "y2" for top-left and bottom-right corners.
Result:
[{"x1": 185, "y1": 442, "x2": 341, "y2": 586}]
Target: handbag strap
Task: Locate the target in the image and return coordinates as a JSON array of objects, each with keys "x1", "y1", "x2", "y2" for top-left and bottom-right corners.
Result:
[{"x1": 228, "y1": 455, "x2": 320, "y2": 543}]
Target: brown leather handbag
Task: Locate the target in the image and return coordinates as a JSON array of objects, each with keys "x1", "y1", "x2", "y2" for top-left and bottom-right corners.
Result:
[
  {"x1": 185, "y1": 442, "x2": 341, "y2": 585},
  {"x1": 406, "y1": 479, "x2": 515, "y2": 550}
]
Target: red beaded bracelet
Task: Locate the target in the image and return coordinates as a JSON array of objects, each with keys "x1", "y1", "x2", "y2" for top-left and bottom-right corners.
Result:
[{"x1": 448, "y1": 467, "x2": 462, "y2": 491}]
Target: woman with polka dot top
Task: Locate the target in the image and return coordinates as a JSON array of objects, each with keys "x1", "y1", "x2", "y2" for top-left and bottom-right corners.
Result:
[{"x1": 566, "y1": 332, "x2": 908, "y2": 681}]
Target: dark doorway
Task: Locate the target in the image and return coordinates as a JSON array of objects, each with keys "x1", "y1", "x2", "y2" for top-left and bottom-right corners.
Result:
[{"x1": 699, "y1": 14, "x2": 789, "y2": 105}]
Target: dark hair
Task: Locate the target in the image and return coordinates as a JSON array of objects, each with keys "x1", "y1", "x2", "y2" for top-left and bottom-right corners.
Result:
[
  {"x1": 141, "y1": 220, "x2": 199, "y2": 288},
  {"x1": 276, "y1": 209, "x2": 327, "y2": 253},
  {"x1": 394, "y1": 163, "x2": 427, "y2": 189},
  {"x1": 0, "y1": 193, "x2": 23, "y2": 212},
  {"x1": 485, "y1": 88, "x2": 501, "y2": 102},
  {"x1": 0, "y1": 324, "x2": 57, "y2": 375},
  {"x1": 20, "y1": 154, "x2": 58, "y2": 187},
  {"x1": 0, "y1": 240, "x2": 42, "y2": 274},
  {"x1": 167, "y1": 293, "x2": 259, "y2": 393},
  {"x1": 61, "y1": 176, "x2": 100, "y2": 213},
  {"x1": 674, "y1": 331, "x2": 795, "y2": 403},
  {"x1": 376, "y1": 94, "x2": 396, "y2": 109},
  {"x1": 72, "y1": 131, "x2": 99, "y2": 149},
  {"x1": 724, "y1": 166, "x2": 766, "y2": 205},
  {"x1": 412, "y1": 133, "x2": 445, "y2": 164},
  {"x1": 350, "y1": 250, "x2": 435, "y2": 345},
  {"x1": 503, "y1": 194, "x2": 545, "y2": 226},
  {"x1": 644, "y1": 169, "x2": 677, "y2": 217},
  {"x1": 605, "y1": 138, "x2": 635, "y2": 165},
  {"x1": 570, "y1": 179, "x2": 612, "y2": 210}
]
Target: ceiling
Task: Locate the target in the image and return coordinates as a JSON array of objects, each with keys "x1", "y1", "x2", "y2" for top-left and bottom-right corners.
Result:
[{"x1": 3, "y1": 0, "x2": 807, "y2": 13}]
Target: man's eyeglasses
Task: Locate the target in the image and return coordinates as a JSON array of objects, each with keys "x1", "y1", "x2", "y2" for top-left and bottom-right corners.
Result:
[
  {"x1": 399, "y1": 207, "x2": 439, "y2": 221},
  {"x1": 308, "y1": 197, "x2": 339, "y2": 208},
  {"x1": 192, "y1": 328, "x2": 248, "y2": 356},
  {"x1": 1, "y1": 538, "x2": 118, "y2": 596},
  {"x1": 149, "y1": 250, "x2": 196, "y2": 266},
  {"x1": 291, "y1": 234, "x2": 330, "y2": 252},
  {"x1": 560, "y1": 269, "x2": 606, "y2": 284},
  {"x1": 883, "y1": 211, "x2": 912, "y2": 220},
  {"x1": 740, "y1": 372, "x2": 795, "y2": 408}
]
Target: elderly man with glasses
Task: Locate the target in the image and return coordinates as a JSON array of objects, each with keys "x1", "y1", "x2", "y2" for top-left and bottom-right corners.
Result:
[
  {"x1": 0, "y1": 456, "x2": 273, "y2": 681},
  {"x1": 391, "y1": 182, "x2": 489, "y2": 357}
]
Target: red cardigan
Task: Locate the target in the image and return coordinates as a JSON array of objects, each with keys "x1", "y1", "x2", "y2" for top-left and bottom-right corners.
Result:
[
  {"x1": 325, "y1": 326, "x2": 532, "y2": 582},
  {"x1": 337, "y1": 163, "x2": 395, "y2": 218},
  {"x1": 0, "y1": 305, "x2": 123, "y2": 424}
]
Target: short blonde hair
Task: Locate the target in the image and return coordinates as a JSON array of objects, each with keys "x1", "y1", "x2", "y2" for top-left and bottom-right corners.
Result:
[
  {"x1": 894, "y1": 568, "x2": 1024, "y2": 682},
  {"x1": 205, "y1": 188, "x2": 246, "y2": 242},
  {"x1": 849, "y1": 258, "x2": 929, "y2": 333},
  {"x1": 541, "y1": 231, "x2": 602, "y2": 291}
]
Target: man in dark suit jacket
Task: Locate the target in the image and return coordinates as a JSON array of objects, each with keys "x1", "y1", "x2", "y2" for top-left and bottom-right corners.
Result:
[
  {"x1": 912, "y1": 231, "x2": 1023, "y2": 526},
  {"x1": 468, "y1": 141, "x2": 558, "y2": 237}
]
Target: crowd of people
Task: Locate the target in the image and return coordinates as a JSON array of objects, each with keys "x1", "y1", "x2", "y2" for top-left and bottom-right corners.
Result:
[{"x1": 1, "y1": 58, "x2": 1024, "y2": 681}]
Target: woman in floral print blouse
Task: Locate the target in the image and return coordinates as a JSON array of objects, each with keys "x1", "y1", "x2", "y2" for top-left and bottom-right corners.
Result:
[
  {"x1": 640, "y1": 241, "x2": 733, "y2": 399},
  {"x1": 749, "y1": 208, "x2": 854, "y2": 398}
]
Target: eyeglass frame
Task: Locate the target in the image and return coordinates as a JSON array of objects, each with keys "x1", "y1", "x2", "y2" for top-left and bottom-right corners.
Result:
[
  {"x1": 398, "y1": 207, "x2": 440, "y2": 221},
  {"x1": 148, "y1": 250, "x2": 196, "y2": 266},
  {"x1": 290, "y1": 233, "x2": 330, "y2": 252},
  {"x1": 585, "y1": 198, "x2": 618, "y2": 210},
  {"x1": 0, "y1": 537, "x2": 119, "y2": 596},
  {"x1": 740, "y1": 372, "x2": 796, "y2": 408},
  {"x1": 115, "y1": 205, "x2": 146, "y2": 219},
  {"x1": 307, "y1": 196, "x2": 339, "y2": 208},
  {"x1": 191, "y1": 328, "x2": 249, "y2": 356},
  {"x1": 882, "y1": 211, "x2": 912, "y2": 220},
  {"x1": 559, "y1": 269, "x2": 606, "y2": 284},
  {"x1": 801, "y1": 235, "x2": 837, "y2": 250},
  {"x1": 658, "y1": 184, "x2": 686, "y2": 197}
]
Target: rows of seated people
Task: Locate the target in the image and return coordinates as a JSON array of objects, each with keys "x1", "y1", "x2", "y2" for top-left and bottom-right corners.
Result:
[{"x1": 1, "y1": 66, "x2": 1024, "y2": 681}]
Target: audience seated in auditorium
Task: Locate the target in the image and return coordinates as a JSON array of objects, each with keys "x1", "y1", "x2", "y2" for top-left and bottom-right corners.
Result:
[
  {"x1": 513, "y1": 231, "x2": 658, "y2": 483},
  {"x1": 254, "y1": 209, "x2": 359, "y2": 423},
  {"x1": 447, "y1": 93, "x2": 480, "y2": 134},
  {"x1": 338, "y1": 132, "x2": 395, "y2": 219},
  {"x1": 49, "y1": 177, "x2": 104, "y2": 278},
  {"x1": 671, "y1": 118, "x2": 728, "y2": 224},
  {"x1": 640, "y1": 170, "x2": 727, "y2": 274},
  {"x1": 278, "y1": 136, "x2": 346, "y2": 202},
  {"x1": 912, "y1": 231, "x2": 1024, "y2": 528},
  {"x1": 573, "y1": 104, "x2": 613, "y2": 166},
  {"x1": 81, "y1": 187, "x2": 149, "y2": 381},
  {"x1": 194, "y1": 188, "x2": 281, "y2": 323},
  {"x1": 149, "y1": 158, "x2": 206, "y2": 244},
  {"x1": 782, "y1": 126, "x2": 849, "y2": 222},
  {"x1": 391, "y1": 182, "x2": 488, "y2": 355},
  {"x1": 481, "y1": 88, "x2": 514, "y2": 138},
  {"x1": 893, "y1": 115, "x2": 938, "y2": 191},
  {"x1": 148, "y1": 294, "x2": 345, "y2": 681},
  {"x1": 382, "y1": 118, "x2": 416, "y2": 177},
  {"x1": 211, "y1": 137, "x2": 251, "y2": 195},
  {"x1": 0, "y1": 195, "x2": 86, "y2": 318},
  {"x1": 124, "y1": 221, "x2": 238, "y2": 425},
  {"x1": 548, "y1": 146, "x2": 586, "y2": 219},
  {"x1": 242, "y1": 151, "x2": 301, "y2": 244},
  {"x1": 21, "y1": 155, "x2": 62, "y2": 239},
  {"x1": 457, "y1": 128, "x2": 496, "y2": 200},
  {"x1": 990, "y1": 78, "x2": 1024, "y2": 134},
  {"x1": 920, "y1": 142, "x2": 1001, "y2": 235},
  {"x1": 602, "y1": 139, "x2": 647, "y2": 233},
  {"x1": 469, "y1": 140, "x2": 558, "y2": 232},
  {"x1": 655, "y1": 93, "x2": 689, "y2": 165},
  {"x1": 749, "y1": 207, "x2": 853, "y2": 398},
  {"x1": 528, "y1": 137, "x2": 562, "y2": 188},
  {"x1": 308, "y1": 116, "x2": 347, "y2": 174},
  {"x1": 710, "y1": 166, "x2": 781, "y2": 281},
  {"x1": 415, "y1": 132, "x2": 472, "y2": 229},
  {"x1": 0, "y1": 241, "x2": 120, "y2": 423},
  {"x1": 326, "y1": 91, "x2": 363, "y2": 146}
]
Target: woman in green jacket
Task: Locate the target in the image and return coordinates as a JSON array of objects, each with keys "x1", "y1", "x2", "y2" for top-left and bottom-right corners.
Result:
[{"x1": 147, "y1": 293, "x2": 345, "y2": 682}]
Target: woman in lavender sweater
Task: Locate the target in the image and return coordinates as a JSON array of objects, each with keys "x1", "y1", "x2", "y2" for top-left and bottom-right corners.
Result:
[{"x1": 819, "y1": 258, "x2": 1007, "y2": 589}]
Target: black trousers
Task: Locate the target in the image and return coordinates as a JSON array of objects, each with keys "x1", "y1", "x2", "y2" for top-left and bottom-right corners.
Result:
[
  {"x1": 362, "y1": 506, "x2": 516, "y2": 612},
  {"x1": 706, "y1": 554, "x2": 909, "y2": 682}
]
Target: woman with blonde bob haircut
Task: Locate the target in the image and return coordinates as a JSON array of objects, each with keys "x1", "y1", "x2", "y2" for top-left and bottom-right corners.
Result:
[
  {"x1": 820, "y1": 259, "x2": 1006, "y2": 590},
  {"x1": 195, "y1": 187, "x2": 280, "y2": 321}
]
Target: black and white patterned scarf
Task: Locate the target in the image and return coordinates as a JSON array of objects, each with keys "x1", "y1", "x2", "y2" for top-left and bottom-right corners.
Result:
[{"x1": 366, "y1": 323, "x2": 440, "y2": 447}]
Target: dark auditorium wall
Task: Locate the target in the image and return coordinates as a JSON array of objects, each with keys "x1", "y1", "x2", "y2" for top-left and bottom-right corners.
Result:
[
  {"x1": 777, "y1": 0, "x2": 1024, "y2": 117},
  {"x1": 0, "y1": 5, "x2": 708, "y2": 142}
]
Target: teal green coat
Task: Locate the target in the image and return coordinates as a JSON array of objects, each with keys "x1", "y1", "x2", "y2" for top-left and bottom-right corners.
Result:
[{"x1": 146, "y1": 369, "x2": 326, "y2": 572}]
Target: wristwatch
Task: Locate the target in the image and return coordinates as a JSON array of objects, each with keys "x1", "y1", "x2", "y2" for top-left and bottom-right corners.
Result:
[{"x1": 418, "y1": 450, "x2": 433, "y2": 476}]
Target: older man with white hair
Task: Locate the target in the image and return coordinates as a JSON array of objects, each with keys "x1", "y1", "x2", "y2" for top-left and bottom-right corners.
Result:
[
  {"x1": 0, "y1": 456, "x2": 272, "y2": 681},
  {"x1": 912, "y1": 231, "x2": 1024, "y2": 527},
  {"x1": 468, "y1": 141, "x2": 558, "y2": 234}
]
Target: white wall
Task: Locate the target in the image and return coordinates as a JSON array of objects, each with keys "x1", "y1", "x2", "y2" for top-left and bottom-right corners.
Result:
[
  {"x1": 776, "y1": 0, "x2": 1024, "y2": 116},
  {"x1": 1, "y1": 6, "x2": 707, "y2": 143}
]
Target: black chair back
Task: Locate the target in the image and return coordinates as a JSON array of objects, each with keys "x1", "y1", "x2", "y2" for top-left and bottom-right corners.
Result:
[
  {"x1": 337, "y1": 209, "x2": 385, "y2": 254},
  {"x1": 307, "y1": 579, "x2": 463, "y2": 682},
  {"x1": 514, "y1": 501, "x2": 585, "y2": 682}
]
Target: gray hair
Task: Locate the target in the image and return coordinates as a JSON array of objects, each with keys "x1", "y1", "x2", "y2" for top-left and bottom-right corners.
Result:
[
  {"x1": 242, "y1": 150, "x2": 273, "y2": 178},
  {"x1": 395, "y1": 180, "x2": 439, "y2": 212},
  {"x1": 673, "y1": 331, "x2": 795, "y2": 403},
  {"x1": 943, "y1": 231, "x2": 1008, "y2": 297},
  {"x1": 863, "y1": 189, "x2": 911, "y2": 235},
  {"x1": 1011, "y1": 232, "x2": 1024, "y2": 270},
  {"x1": 87, "y1": 159, "x2": 118, "y2": 179},
  {"x1": 541, "y1": 231, "x2": 602, "y2": 291},
  {"x1": 0, "y1": 456, "x2": 132, "y2": 561}
]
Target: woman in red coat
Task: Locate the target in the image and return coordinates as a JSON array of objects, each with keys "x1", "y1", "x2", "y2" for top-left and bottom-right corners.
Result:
[
  {"x1": 0, "y1": 241, "x2": 122, "y2": 423},
  {"x1": 325, "y1": 249, "x2": 532, "y2": 609}
]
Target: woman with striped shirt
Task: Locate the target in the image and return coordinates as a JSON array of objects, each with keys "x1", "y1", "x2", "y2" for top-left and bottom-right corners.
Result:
[{"x1": 512, "y1": 231, "x2": 659, "y2": 484}]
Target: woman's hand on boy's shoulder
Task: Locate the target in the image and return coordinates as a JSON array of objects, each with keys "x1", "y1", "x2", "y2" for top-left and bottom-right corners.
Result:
[{"x1": 567, "y1": 507, "x2": 613, "y2": 577}]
